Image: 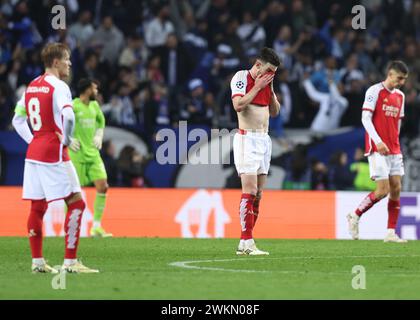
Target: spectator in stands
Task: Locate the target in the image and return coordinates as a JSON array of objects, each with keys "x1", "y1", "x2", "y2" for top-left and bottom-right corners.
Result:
[
  {"x1": 46, "y1": 28, "x2": 77, "y2": 52},
  {"x1": 261, "y1": 0, "x2": 289, "y2": 47},
  {"x1": 283, "y1": 145, "x2": 311, "y2": 190},
  {"x1": 183, "y1": 17, "x2": 209, "y2": 64},
  {"x1": 169, "y1": 0, "x2": 195, "y2": 39},
  {"x1": 68, "y1": 10, "x2": 95, "y2": 50},
  {"x1": 269, "y1": 90, "x2": 284, "y2": 138},
  {"x1": 328, "y1": 151, "x2": 356, "y2": 191},
  {"x1": 290, "y1": 0, "x2": 316, "y2": 37},
  {"x1": 210, "y1": 43, "x2": 239, "y2": 92},
  {"x1": 144, "y1": 3, "x2": 175, "y2": 53},
  {"x1": 118, "y1": 34, "x2": 149, "y2": 81},
  {"x1": 237, "y1": 10, "x2": 266, "y2": 53},
  {"x1": 102, "y1": 94, "x2": 123, "y2": 125},
  {"x1": 117, "y1": 145, "x2": 147, "y2": 187},
  {"x1": 402, "y1": 0, "x2": 420, "y2": 41},
  {"x1": 0, "y1": 29, "x2": 12, "y2": 76},
  {"x1": 310, "y1": 55, "x2": 341, "y2": 93},
  {"x1": 181, "y1": 78, "x2": 213, "y2": 126},
  {"x1": 146, "y1": 54, "x2": 165, "y2": 85},
  {"x1": 311, "y1": 159, "x2": 329, "y2": 190},
  {"x1": 6, "y1": 59, "x2": 20, "y2": 91},
  {"x1": 222, "y1": 18, "x2": 244, "y2": 62},
  {"x1": 101, "y1": 140, "x2": 119, "y2": 187},
  {"x1": 350, "y1": 147, "x2": 376, "y2": 191},
  {"x1": 0, "y1": 82, "x2": 13, "y2": 129},
  {"x1": 273, "y1": 26, "x2": 306, "y2": 72},
  {"x1": 159, "y1": 33, "x2": 194, "y2": 114},
  {"x1": 77, "y1": 50, "x2": 100, "y2": 82},
  {"x1": 341, "y1": 76, "x2": 365, "y2": 128},
  {"x1": 7, "y1": 0, "x2": 42, "y2": 49},
  {"x1": 400, "y1": 78, "x2": 420, "y2": 139},
  {"x1": 90, "y1": 15, "x2": 124, "y2": 65},
  {"x1": 303, "y1": 73, "x2": 348, "y2": 133},
  {"x1": 289, "y1": 50, "x2": 314, "y2": 81},
  {"x1": 152, "y1": 83, "x2": 171, "y2": 126},
  {"x1": 277, "y1": 68, "x2": 292, "y2": 126},
  {"x1": 339, "y1": 54, "x2": 365, "y2": 93},
  {"x1": 139, "y1": 84, "x2": 159, "y2": 143},
  {"x1": 115, "y1": 83, "x2": 136, "y2": 126},
  {"x1": 18, "y1": 48, "x2": 42, "y2": 86}
]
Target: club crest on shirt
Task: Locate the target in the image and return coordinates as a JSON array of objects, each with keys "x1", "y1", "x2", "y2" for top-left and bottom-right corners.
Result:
[{"x1": 236, "y1": 81, "x2": 244, "y2": 89}]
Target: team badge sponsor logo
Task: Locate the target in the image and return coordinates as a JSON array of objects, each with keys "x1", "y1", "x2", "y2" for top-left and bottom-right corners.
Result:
[
  {"x1": 367, "y1": 95, "x2": 374, "y2": 102},
  {"x1": 236, "y1": 81, "x2": 244, "y2": 89}
]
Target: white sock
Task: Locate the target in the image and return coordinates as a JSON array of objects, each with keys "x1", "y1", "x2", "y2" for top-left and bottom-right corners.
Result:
[
  {"x1": 64, "y1": 259, "x2": 77, "y2": 266},
  {"x1": 239, "y1": 239, "x2": 245, "y2": 248},
  {"x1": 387, "y1": 228, "x2": 396, "y2": 235},
  {"x1": 351, "y1": 212, "x2": 360, "y2": 219},
  {"x1": 244, "y1": 239, "x2": 255, "y2": 247},
  {"x1": 93, "y1": 221, "x2": 101, "y2": 229},
  {"x1": 32, "y1": 258, "x2": 45, "y2": 265}
]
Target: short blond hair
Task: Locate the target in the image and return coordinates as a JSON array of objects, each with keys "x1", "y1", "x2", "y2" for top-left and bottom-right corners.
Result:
[{"x1": 41, "y1": 43, "x2": 70, "y2": 68}]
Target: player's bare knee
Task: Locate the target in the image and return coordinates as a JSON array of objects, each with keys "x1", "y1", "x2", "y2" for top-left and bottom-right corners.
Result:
[
  {"x1": 66, "y1": 192, "x2": 83, "y2": 205},
  {"x1": 376, "y1": 188, "x2": 389, "y2": 199},
  {"x1": 244, "y1": 188, "x2": 258, "y2": 195},
  {"x1": 390, "y1": 185, "x2": 401, "y2": 198}
]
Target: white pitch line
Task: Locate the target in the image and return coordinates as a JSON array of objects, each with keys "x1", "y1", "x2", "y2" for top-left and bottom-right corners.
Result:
[{"x1": 168, "y1": 255, "x2": 420, "y2": 275}]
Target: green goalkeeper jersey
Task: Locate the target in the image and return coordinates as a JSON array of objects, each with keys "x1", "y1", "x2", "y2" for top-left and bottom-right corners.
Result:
[{"x1": 69, "y1": 98, "x2": 105, "y2": 163}]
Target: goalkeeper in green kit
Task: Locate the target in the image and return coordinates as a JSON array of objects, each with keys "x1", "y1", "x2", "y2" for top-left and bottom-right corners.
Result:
[{"x1": 69, "y1": 78, "x2": 112, "y2": 237}]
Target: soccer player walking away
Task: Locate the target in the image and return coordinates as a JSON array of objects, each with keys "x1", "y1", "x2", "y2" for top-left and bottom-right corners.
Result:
[
  {"x1": 230, "y1": 47, "x2": 281, "y2": 255},
  {"x1": 12, "y1": 43, "x2": 99, "y2": 273},
  {"x1": 68, "y1": 78, "x2": 112, "y2": 238},
  {"x1": 347, "y1": 61, "x2": 409, "y2": 243}
]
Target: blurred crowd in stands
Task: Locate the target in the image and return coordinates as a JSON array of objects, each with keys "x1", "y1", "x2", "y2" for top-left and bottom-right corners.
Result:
[{"x1": 1, "y1": 0, "x2": 420, "y2": 189}]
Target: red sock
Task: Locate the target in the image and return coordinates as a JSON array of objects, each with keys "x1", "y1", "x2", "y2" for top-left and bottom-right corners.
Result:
[
  {"x1": 239, "y1": 194, "x2": 255, "y2": 240},
  {"x1": 355, "y1": 192, "x2": 380, "y2": 217},
  {"x1": 252, "y1": 195, "x2": 260, "y2": 228},
  {"x1": 28, "y1": 200, "x2": 48, "y2": 258},
  {"x1": 64, "y1": 199, "x2": 85, "y2": 259},
  {"x1": 388, "y1": 199, "x2": 400, "y2": 229}
]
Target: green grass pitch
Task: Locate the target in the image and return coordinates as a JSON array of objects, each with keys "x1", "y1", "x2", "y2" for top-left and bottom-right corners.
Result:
[{"x1": 1, "y1": 237, "x2": 420, "y2": 299}]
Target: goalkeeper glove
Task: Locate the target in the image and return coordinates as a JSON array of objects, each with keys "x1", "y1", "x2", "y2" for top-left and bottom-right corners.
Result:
[
  {"x1": 93, "y1": 128, "x2": 104, "y2": 150},
  {"x1": 69, "y1": 137, "x2": 81, "y2": 152}
]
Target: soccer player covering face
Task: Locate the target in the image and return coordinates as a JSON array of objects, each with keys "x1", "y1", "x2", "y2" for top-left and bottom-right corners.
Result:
[
  {"x1": 230, "y1": 48, "x2": 281, "y2": 255},
  {"x1": 12, "y1": 43, "x2": 99, "y2": 273},
  {"x1": 68, "y1": 78, "x2": 112, "y2": 238},
  {"x1": 347, "y1": 61, "x2": 409, "y2": 243}
]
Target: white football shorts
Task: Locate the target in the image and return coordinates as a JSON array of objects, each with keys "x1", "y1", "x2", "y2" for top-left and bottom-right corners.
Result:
[
  {"x1": 233, "y1": 130, "x2": 272, "y2": 176},
  {"x1": 22, "y1": 160, "x2": 82, "y2": 202},
  {"x1": 368, "y1": 152, "x2": 404, "y2": 181}
]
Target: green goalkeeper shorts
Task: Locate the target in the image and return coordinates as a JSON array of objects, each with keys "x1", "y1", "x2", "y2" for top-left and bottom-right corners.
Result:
[{"x1": 72, "y1": 158, "x2": 108, "y2": 186}]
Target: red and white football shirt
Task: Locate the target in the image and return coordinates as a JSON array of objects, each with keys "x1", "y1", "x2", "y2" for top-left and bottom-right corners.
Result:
[
  {"x1": 17, "y1": 73, "x2": 73, "y2": 164},
  {"x1": 363, "y1": 82, "x2": 405, "y2": 155},
  {"x1": 230, "y1": 70, "x2": 272, "y2": 106}
]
